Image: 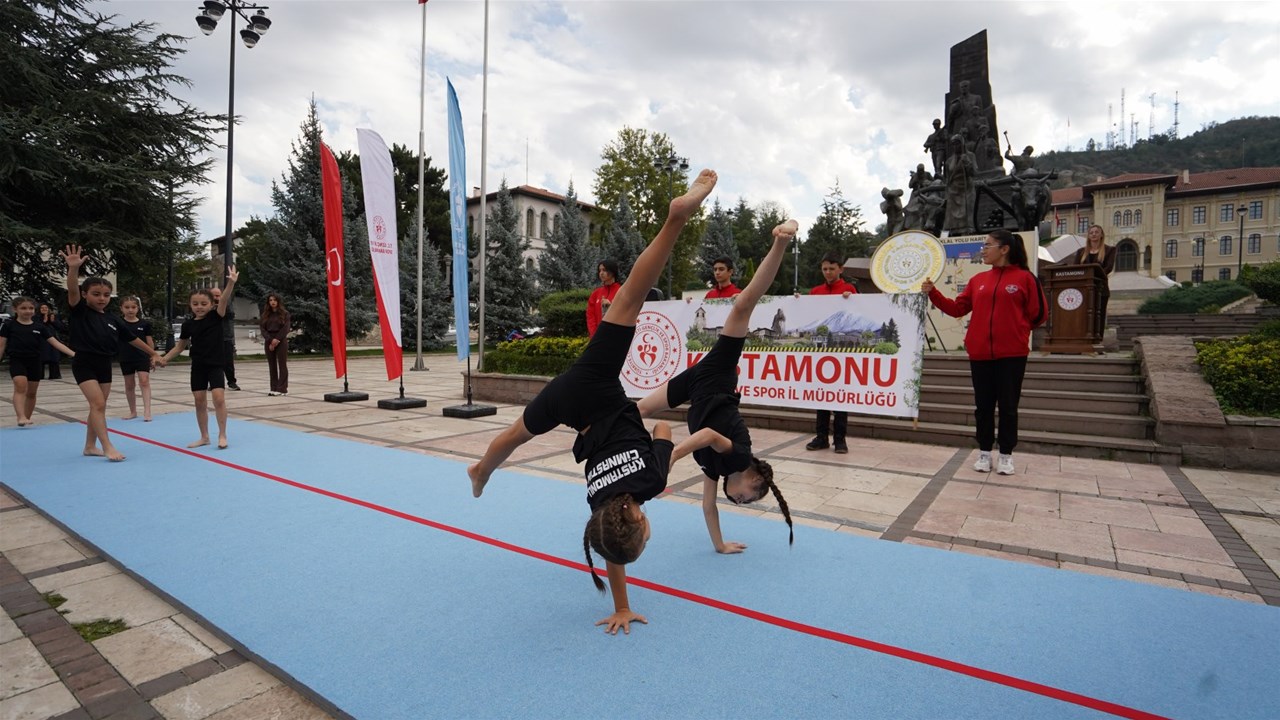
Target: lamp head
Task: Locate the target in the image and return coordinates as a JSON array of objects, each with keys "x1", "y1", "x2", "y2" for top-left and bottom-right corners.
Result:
[
  {"x1": 250, "y1": 10, "x2": 272, "y2": 34},
  {"x1": 202, "y1": 0, "x2": 226, "y2": 20},
  {"x1": 195, "y1": 10, "x2": 218, "y2": 35},
  {"x1": 240, "y1": 27, "x2": 260, "y2": 48}
]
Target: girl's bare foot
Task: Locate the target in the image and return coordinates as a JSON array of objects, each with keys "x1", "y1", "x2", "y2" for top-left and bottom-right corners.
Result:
[
  {"x1": 217, "y1": 437, "x2": 228, "y2": 449},
  {"x1": 774, "y1": 219, "x2": 799, "y2": 241},
  {"x1": 144, "y1": 416, "x2": 152, "y2": 422},
  {"x1": 468, "y1": 464, "x2": 489, "y2": 498},
  {"x1": 106, "y1": 448, "x2": 126, "y2": 462},
  {"x1": 17, "y1": 418, "x2": 29, "y2": 427},
  {"x1": 83, "y1": 448, "x2": 105, "y2": 457},
  {"x1": 187, "y1": 438, "x2": 210, "y2": 449},
  {"x1": 122, "y1": 414, "x2": 137, "y2": 420},
  {"x1": 669, "y1": 169, "x2": 717, "y2": 221}
]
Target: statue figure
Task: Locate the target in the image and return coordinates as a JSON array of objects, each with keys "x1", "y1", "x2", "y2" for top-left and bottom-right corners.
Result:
[
  {"x1": 943, "y1": 134, "x2": 977, "y2": 235},
  {"x1": 880, "y1": 187, "x2": 905, "y2": 235},
  {"x1": 1005, "y1": 144, "x2": 1037, "y2": 176},
  {"x1": 924, "y1": 118, "x2": 948, "y2": 178},
  {"x1": 1010, "y1": 173, "x2": 1052, "y2": 231},
  {"x1": 946, "y1": 80, "x2": 984, "y2": 148},
  {"x1": 909, "y1": 163, "x2": 932, "y2": 197},
  {"x1": 974, "y1": 124, "x2": 1002, "y2": 175}
]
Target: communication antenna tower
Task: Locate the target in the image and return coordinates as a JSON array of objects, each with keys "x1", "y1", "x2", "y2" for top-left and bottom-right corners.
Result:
[
  {"x1": 1119, "y1": 88, "x2": 1126, "y2": 148},
  {"x1": 1172, "y1": 91, "x2": 1180, "y2": 139},
  {"x1": 1148, "y1": 93, "x2": 1156, "y2": 139},
  {"x1": 1107, "y1": 103, "x2": 1114, "y2": 150}
]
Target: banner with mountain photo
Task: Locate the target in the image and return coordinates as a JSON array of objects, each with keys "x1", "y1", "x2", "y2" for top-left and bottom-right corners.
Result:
[{"x1": 621, "y1": 295, "x2": 927, "y2": 418}]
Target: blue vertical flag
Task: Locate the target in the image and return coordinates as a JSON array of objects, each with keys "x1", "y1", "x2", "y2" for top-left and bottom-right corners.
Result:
[{"x1": 447, "y1": 78, "x2": 469, "y2": 361}]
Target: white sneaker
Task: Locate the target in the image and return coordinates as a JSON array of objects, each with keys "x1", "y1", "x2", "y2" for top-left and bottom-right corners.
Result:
[
  {"x1": 268, "y1": 391, "x2": 281, "y2": 396},
  {"x1": 973, "y1": 452, "x2": 992, "y2": 473},
  {"x1": 996, "y1": 454, "x2": 1015, "y2": 476}
]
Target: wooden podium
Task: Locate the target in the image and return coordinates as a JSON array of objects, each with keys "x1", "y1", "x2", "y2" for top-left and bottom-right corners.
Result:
[{"x1": 1041, "y1": 263, "x2": 1106, "y2": 353}]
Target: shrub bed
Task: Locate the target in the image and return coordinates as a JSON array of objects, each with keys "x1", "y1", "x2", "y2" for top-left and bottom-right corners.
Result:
[
  {"x1": 482, "y1": 336, "x2": 588, "y2": 376},
  {"x1": 1196, "y1": 326, "x2": 1280, "y2": 416},
  {"x1": 537, "y1": 289, "x2": 591, "y2": 337},
  {"x1": 1137, "y1": 280, "x2": 1252, "y2": 314}
]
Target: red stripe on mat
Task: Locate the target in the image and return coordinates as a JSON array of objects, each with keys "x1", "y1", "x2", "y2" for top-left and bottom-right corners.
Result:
[{"x1": 106, "y1": 426, "x2": 1168, "y2": 720}]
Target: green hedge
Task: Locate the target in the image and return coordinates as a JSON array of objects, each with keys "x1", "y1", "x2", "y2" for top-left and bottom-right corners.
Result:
[
  {"x1": 1240, "y1": 260, "x2": 1280, "y2": 305},
  {"x1": 537, "y1": 288, "x2": 591, "y2": 338},
  {"x1": 482, "y1": 336, "x2": 588, "y2": 375},
  {"x1": 1136, "y1": 280, "x2": 1252, "y2": 314},
  {"x1": 1196, "y1": 328, "x2": 1280, "y2": 417}
]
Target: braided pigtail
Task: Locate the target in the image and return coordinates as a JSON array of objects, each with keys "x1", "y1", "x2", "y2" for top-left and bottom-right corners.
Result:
[
  {"x1": 582, "y1": 523, "x2": 606, "y2": 592},
  {"x1": 752, "y1": 456, "x2": 794, "y2": 545}
]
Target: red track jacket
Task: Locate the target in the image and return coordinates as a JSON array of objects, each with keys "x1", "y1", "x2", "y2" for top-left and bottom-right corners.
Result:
[
  {"x1": 928, "y1": 265, "x2": 1046, "y2": 360},
  {"x1": 586, "y1": 282, "x2": 621, "y2": 337}
]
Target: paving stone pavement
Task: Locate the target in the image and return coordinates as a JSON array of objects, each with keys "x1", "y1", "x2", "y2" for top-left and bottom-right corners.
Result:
[{"x1": 3, "y1": 352, "x2": 1279, "y2": 719}]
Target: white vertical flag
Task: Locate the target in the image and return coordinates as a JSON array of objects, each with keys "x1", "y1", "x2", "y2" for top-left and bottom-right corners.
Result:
[{"x1": 357, "y1": 128, "x2": 404, "y2": 380}]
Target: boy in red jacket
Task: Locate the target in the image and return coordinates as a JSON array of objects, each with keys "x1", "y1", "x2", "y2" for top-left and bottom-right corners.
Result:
[
  {"x1": 923, "y1": 229, "x2": 1046, "y2": 476},
  {"x1": 805, "y1": 251, "x2": 857, "y2": 454}
]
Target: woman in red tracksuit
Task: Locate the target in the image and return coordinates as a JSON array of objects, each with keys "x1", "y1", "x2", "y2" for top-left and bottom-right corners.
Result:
[
  {"x1": 585, "y1": 259, "x2": 621, "y2": 337},
  {"x1": 923, "y1": 229, "x2": 1046, "y2": 476}
]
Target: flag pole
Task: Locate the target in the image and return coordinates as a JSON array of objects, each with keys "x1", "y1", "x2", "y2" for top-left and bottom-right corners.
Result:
[
  {"x1": 477, "y1": 0, "x2": 490, "y2": 369},
  {"x1": 412, "y1": 0, "x2": 428, "y2": 371}
]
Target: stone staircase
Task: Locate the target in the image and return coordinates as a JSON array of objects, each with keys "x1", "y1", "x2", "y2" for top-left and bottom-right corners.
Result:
[
  {"x1": 727, "y1": 352, "x2": 1180, "y2": 464},
  {"x1": 1112, "y1": 312, "x2": 1269, "y2": 350}
]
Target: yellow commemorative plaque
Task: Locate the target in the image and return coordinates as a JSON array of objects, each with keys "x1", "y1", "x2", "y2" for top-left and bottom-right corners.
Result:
[{"x1": 870, "y1": 230, "x2": 946, "y2": 293}]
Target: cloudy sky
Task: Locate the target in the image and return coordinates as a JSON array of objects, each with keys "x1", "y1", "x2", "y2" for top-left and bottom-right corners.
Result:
[{"x1": 102, "y1": 0, "x2": 1279, "y2": 243}]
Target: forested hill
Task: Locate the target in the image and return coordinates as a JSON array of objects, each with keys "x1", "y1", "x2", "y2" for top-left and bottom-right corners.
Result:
[{"x1": 1037, "y1": 116, "x2": 1280, "y2": 189}]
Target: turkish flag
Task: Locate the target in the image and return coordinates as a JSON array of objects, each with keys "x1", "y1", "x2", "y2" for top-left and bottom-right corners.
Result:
[{"x1": 320, "y1": 143, "x2": 348, "y2": 378}]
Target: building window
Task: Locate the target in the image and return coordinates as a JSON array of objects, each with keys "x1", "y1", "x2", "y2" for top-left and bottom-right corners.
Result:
[
  {"x1": 1077, "y1": 217, "x2": 1090, "y2": 234},
  {"x1": 1166, "y1": 270, "x2": 1177, "y2": 282},
  {"x1": 539, "y1": 211, "x2": 549, "y2": 238},
  {"x1": 1220, "y1": 204, "x2": 1234, "y2": 222},
  {"x1": 526, "y1": 257, "x2": 535, "y2": 273},
  {"x1": 1134, "y1": 209, "x2": 1143, "y2": 225},
  {"x1": 1192, "y1": 237, "x2": 1205, "y2": 257},
  {"x1": 1056, "y1": 218, "x2": 1067, "y2": 235},
  {"x1": 1219, "y1": 235, "x2": 1233, "y2": 256},
  {"x1": 525, "y1": 208, "x2": 535, "y2": 238},
  {"x1": 1164, "y1": 239, "x2": 1178, "y2": 258},
  {"x1": 1248, "y1": 233, "x2": 1262, "y2": 254},
  {"x1": 1143, "y1": 245, "x2": 1152, "y2": 269},
  {"x1": 1219, "y1": 268, "x2": 1232, "y2": 281},
  {"x1": 1192, "y1": 267, "x2": 1204, "y2": 283},
  {"x1": 553, "y1": 214, "x2": 561, "y2": 235},
  {"x1": 1249, "y1": 200, "x2": 1263, "y2": 219},
  {"x1": 1192, "y1": 206, "x2": 1206, "y2": 224},
  {"x1": 1123, "y1": 209, "x2": 1133, "y2": 226},
  {"x1": 1166, "y1": 208, "x2": 1180, "y2": 226},
  {"x1": 1113, "y1": 211, "x2": 1122, "y2": 227}
]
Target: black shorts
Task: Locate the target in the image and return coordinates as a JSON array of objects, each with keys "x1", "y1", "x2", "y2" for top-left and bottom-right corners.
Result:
[
  {"x1": 666, "y1": 334, "x2": 744, "y2": 408},
  {"x1": 190, "y1": 362, "x2": 226, "y2": 392},
  {"x1": 523, "y1": 321, "x2": 633, "y2": 436},
  {"x1": 72, "y1": 354, "x2": 114, "y2": 385},
  {"x1": 120, "y1": 359, "x2": 150, "y2": 376},
  {"x1": 7, "y1": 356, "x2": 42, "y2": 381}
]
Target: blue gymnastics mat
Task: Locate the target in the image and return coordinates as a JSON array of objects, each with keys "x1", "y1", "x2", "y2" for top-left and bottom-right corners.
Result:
[{"x1": 2, "y1": 415, "x2": 1278, "y2": 719}]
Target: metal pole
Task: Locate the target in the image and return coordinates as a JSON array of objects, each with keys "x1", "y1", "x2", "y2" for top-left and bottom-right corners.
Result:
[
  {"x1": 666, "y1": 171, "x2": 673, "y2": 299},
  {"x1": 477, "y1": 0, "x2": 490, "y2": 367},
  {"x1": 1237, "y1": 204, "x2": 1246, "y2": 277},
  {"x1": 412, "y1": 0, "x2": 427, "y2": 371},
  {"x1": 223, "y1": 7, "x2": 236, "y2": 286}
]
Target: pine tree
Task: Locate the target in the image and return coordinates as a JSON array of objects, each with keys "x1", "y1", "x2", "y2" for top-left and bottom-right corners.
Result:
[
  {"x1": 799, "y1": 181, "x2": 875, "y2": 289},
  {"x1": 236, "y1": 101, "x2": 375, "y2": 353},
  {"x1": 0, "y1": 0, "x2": 220, "y2": 301},
  {"x1": 600, "y1": 193, "x2": 645, "y2": 281},
  {"x1": 537, "y1": 181, "x2": 594, "y2": 292},
  {"x1": 475, "y1": 180, "x2": 533, "y2": 341},
  {"x1": 398, "y1": 224, "x2": 451, "y2": 351},
  {"x1": 698, "y1": 199, "x2": 739, "y2": 285}
]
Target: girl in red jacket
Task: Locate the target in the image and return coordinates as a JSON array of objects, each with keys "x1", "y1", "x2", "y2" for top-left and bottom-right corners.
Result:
[{"x1": 922, "y1": 229, "x2": 1046, "y2": 476}]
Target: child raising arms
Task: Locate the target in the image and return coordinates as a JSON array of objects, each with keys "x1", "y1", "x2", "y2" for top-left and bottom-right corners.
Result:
[
  {"x1": 62, "y1": 246, "x2": 164, "y2": 460},
  {"x1": 161, "y1": 267, "x2": 239, "y2": 450},
  {"x1": 0, "y1": 297, "x2": 75, "y2": 426},
  {"x1": 117, "y1": 296, "x2": 154, "y2": 421},
  {"x1": 469, "y1": 169, "x2": 718, "y2": 635},
  {"x1": 637, "y1": 221, "x2": 797, "y2": 553}
]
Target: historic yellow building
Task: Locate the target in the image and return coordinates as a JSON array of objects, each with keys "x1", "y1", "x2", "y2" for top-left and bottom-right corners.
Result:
[{"x1": 1049, "y1": 168, "x2": 1280, "y2": 283}]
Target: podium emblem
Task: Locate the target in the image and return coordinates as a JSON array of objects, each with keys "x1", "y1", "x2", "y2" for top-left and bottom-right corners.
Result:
[{"x1": 1057, "y1": 288, "x2": 1084, "y2": 311}]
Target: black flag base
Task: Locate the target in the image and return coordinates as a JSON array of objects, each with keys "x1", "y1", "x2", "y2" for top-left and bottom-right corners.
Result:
[
  {"x1": 442, "y1": 402, "x2": 497, "y2": 419},
  {"x1": 378, "y1": 396, "x2": 427, "y2": 410},
  {"x1": 324, "y1": 391, "x2": 369, "y2": 403}
]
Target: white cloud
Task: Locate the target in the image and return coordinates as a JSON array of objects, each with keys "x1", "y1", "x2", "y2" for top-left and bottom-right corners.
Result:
[{"x1": 104, "y1": 0, "x2": 1280, "y2": 244}]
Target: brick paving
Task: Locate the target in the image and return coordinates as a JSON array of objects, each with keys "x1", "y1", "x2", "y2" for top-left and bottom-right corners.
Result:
[{"x1": 3, "y1": 352, "x2": 1279, "y2": 719}]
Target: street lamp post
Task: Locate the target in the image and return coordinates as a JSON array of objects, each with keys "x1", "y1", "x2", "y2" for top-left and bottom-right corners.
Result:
[
  {"x1": 1237, "y1": 203, "x2": 1248, "y2": 277},
  {"x1": 1194, "y1": 237, "x2": 1204, "y2": 285},
  {"x1": 195, "y1": 0, "x2": 273, "y2": 286},
  {"x1": 653, "y1": 154, "x2": 688, "y2": 299}
]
